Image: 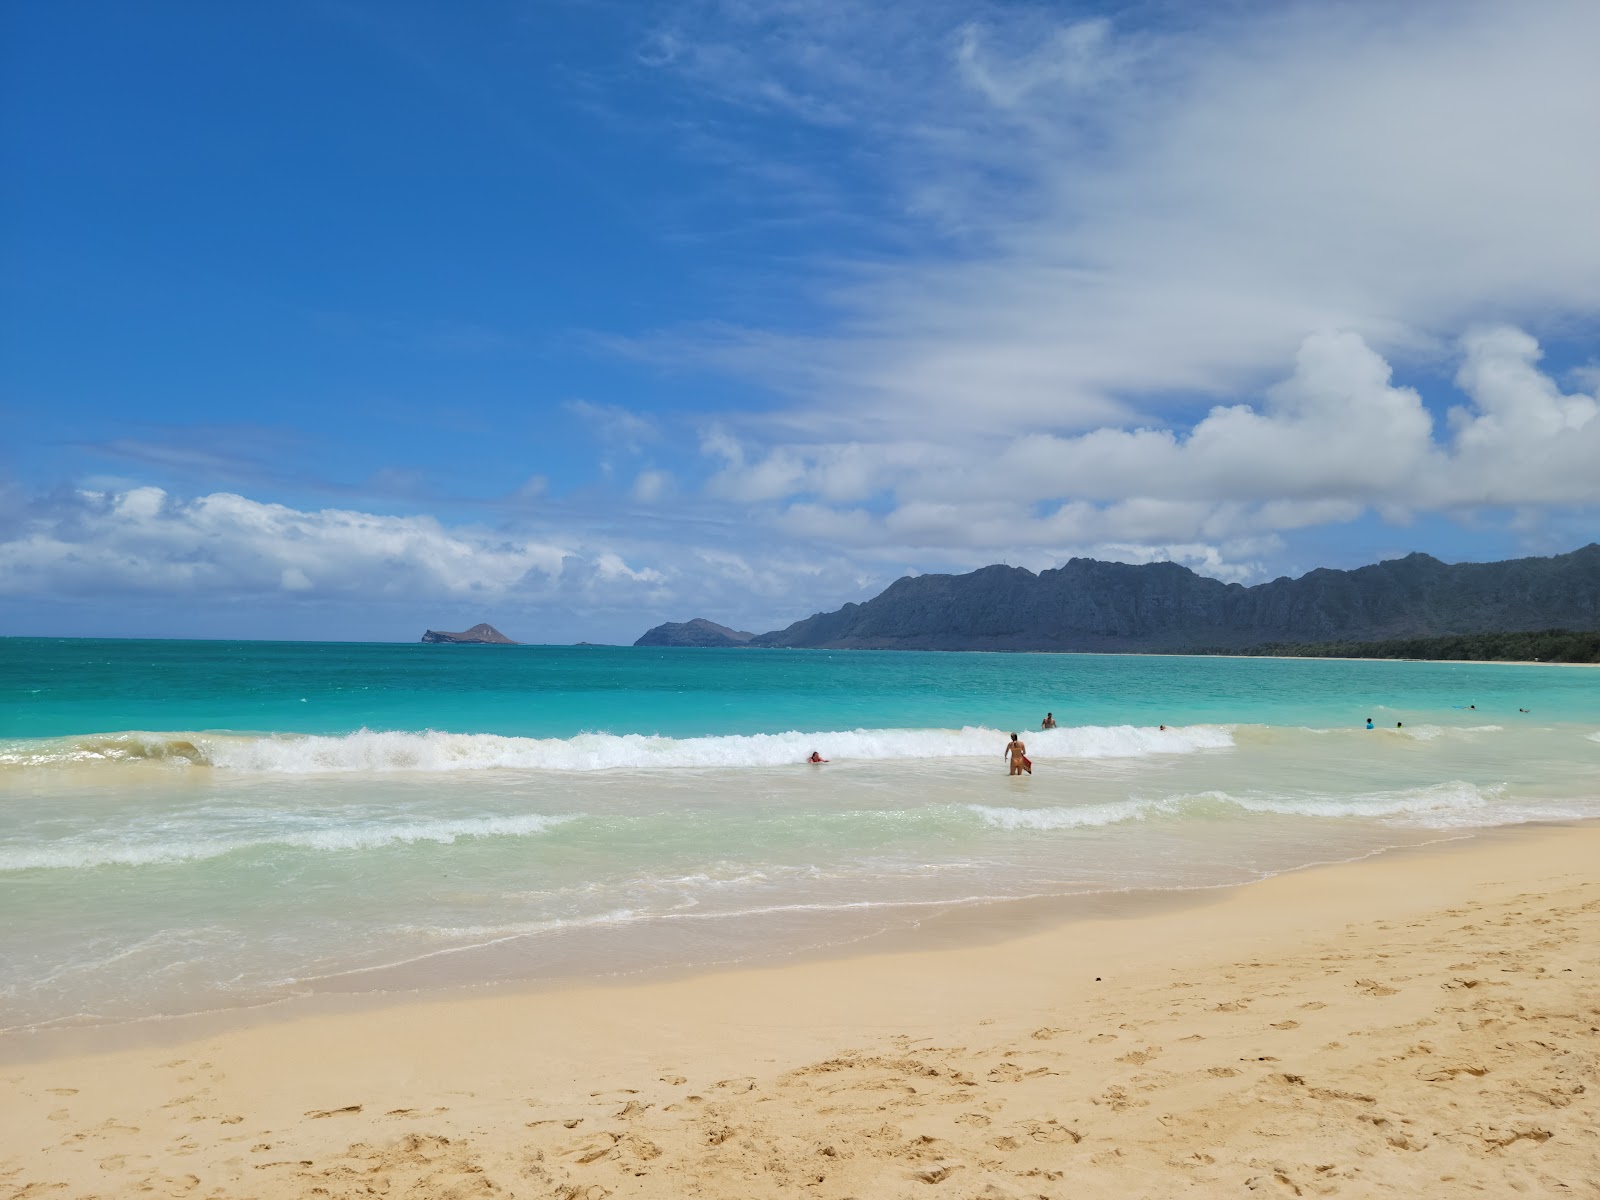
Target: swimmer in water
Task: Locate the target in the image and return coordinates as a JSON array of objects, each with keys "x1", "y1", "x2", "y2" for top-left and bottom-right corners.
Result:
[
  {"x1": 1005, "y1": 733, "x2": 1032, "y2": 776},
  {"x1": 1366, "y1": 718, "x2": 1373, "y2": 729},
  {"x1": 1041, "y1": 712, "x2": 1057, "y2": 730},
  {"x1": 1396, "y1": 722, "x2": 1403, "y2": 729},
  {"x1": 807, "y1": 751, "x2": 827, "y2": 763}
]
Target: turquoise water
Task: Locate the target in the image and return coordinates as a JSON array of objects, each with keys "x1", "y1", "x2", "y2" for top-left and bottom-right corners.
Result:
[
  {"x1": 7, "y1": 638, "x2": 1598, "y2": 740},
  {"x1": 3, "y1": 638, "x2": 1598, "y2": 1031}
]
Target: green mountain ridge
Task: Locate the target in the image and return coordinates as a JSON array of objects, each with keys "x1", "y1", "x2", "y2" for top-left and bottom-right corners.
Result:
[{"x1": 636, "y1": 544, "x2": 1600, "y2": 652}]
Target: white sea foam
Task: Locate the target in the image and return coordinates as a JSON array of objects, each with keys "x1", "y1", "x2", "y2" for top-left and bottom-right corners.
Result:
[
  {"x1": 0, "y1": 813, "x2": 573, "y2": 873},
  {"x1": 1, "y1": 722, "x2": 1235, "y2": 775},
  {"x1": 967, "y1": 781, "x2": 1597, "y2": 832},
  {"x1": 1394, "y1": 723, "x2": 1505, "y2": 741}
]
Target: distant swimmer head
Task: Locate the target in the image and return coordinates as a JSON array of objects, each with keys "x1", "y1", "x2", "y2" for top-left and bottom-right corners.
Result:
[{"x1": 1396, "y1": 721, "x2": 1403, "y2": 728}]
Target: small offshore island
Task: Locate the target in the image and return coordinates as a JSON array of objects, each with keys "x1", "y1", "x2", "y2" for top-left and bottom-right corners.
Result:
[{"x1": 419, "y1": 622, "x2": 520, "y2": 645}]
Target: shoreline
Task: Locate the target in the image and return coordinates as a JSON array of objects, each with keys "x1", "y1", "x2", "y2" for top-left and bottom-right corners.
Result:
[
  {"x1": 0, "y1": 825, "x2": 1527, "y2": 1060},
  {"x1": 6, "y1": 821, "x2": 1597, "y2": 1196}
]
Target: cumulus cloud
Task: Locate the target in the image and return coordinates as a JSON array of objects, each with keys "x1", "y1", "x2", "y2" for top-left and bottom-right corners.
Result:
[
  {"x1": 708, "y1": 327, "x2": 1600, "y2": 553},
  {"x1": 0, "y1": 485, "x2": 896, "y2": 640},
  {"x1": 0, "y1": 488, "x2": 595, "y2": 600}
]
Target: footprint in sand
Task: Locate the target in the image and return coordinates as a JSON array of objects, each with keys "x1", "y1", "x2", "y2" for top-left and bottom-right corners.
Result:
[
  {"x1": 1269, "y1": 1020, "x2": 1300, "y2": 1030},
  {"x1": 1116, "y1": 1047, "x2": 1161, "y2": 1065},
  {"x1": 304, "y1": 1105, "x2": 363, "y2": 1119},
  {"x1": 564, "y1": 1131, "x2": 621, "y2": 1164},
  {"x1": 1024, "y1": 1120, "x2": 1081, "y2": 1143},
  {"x1": 1088, "y1": 1033, "x2": 1118, "y2": 1044}
]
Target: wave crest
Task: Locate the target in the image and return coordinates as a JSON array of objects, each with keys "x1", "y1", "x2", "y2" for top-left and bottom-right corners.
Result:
[
  {"x1": 966, "y1": 781, "x2": 1589, "y2": 831},
  {"x1": 0, "y1": 723, "x2": 1233, "y2": 775},
  {"x1": 0, "y1": 813, "x2": 574, "y2": 873}
]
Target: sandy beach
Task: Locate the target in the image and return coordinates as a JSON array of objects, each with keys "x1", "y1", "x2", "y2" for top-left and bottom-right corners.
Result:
[{"x1": 4, "y1": 822, "x2": 1597, "y2": 1199}]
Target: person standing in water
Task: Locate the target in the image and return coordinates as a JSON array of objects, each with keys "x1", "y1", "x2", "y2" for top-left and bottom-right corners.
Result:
[
  {"x1": 1366, "y1": 718, "x2": 1374, "y2": 729},
  {"x1": 1041, "y1": 712, "x2": 1057, "y2": 730},
  {"x1": 1005, "y1": 733, "x2": 1032, "y2": 775}
]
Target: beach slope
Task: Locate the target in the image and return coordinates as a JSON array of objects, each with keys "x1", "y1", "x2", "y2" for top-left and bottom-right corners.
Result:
[{"x1": 4, "y1": 824, "x2": 1597, "y2": 1199}]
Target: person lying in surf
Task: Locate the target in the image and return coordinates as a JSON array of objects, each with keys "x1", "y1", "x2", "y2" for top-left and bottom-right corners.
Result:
[
  {"x1": 1005, "y1": 733, "x2": 1032, "y2": 775},
  {"x1": 807, "y1": 751, "x2": 827, "y2": 763}
]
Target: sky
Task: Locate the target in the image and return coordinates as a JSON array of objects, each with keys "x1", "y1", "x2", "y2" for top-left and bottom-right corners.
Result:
[{"x1": 2, "y1": 0, "x2": 1598, "y2": 644}]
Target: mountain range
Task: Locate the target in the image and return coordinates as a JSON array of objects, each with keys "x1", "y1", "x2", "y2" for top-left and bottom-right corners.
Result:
[{"x1": 635, "y1": 544, "x2": 1600, "y2": 652}]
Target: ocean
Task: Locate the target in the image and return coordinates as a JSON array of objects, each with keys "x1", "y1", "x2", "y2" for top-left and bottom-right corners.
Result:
[{"x1": 3, "y1": 638, "x2": 1598, "y2": 1033}]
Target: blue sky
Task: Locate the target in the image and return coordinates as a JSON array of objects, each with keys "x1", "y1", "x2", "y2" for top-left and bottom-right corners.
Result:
[{"x1": 3, "y1": 0, "x2": 1598, "y2": 643}]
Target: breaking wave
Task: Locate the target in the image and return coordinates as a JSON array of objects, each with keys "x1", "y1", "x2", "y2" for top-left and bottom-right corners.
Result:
[{"x1": 0, "y1": 722, "x2": 1234, "y2": 775}]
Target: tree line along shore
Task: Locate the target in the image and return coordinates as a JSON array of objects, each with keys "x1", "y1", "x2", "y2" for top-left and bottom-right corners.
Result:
[{"x1": 1185, "y1": 628, "x2": 1600, "y2": 664}]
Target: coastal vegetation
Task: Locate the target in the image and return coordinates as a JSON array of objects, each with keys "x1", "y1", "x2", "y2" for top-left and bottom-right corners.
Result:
[{"x1": 1201, "y1": 629, "x2": 1600, "y2": 664}]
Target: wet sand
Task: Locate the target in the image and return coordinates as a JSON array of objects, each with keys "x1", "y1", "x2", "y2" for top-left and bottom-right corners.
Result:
[{"x1": 3, "y1": 823, "x2": 1597, "y2": 1199}]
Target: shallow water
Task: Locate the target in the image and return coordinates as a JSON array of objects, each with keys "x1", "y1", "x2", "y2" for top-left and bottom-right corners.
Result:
[{"x1": 2, "y1": 639, "x2": 1597, "y2": 1030}]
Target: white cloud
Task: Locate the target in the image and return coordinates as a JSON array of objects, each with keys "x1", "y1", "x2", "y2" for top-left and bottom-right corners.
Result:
[
  {"x1": 701, "y1": 327, "x2": 1600, "y2": 553},
  {"x1": 642, "y1": 0, "x2": 1600, "y2": 444},
  {"x1": 631, "y1": 468, "x2": 673, "y2": 504},
  {"x1": 0, "y1": 485, "x2": 901, "y2": 640},
  {"x1": 1439, "y1": 326, "x2": 1600, "y2": 505},
  {"x1": 0, "y1": 489, "x2": 576, "y2": 600},
  {"x1": 565, "y1": 400, "x2": 660, "y2": 452}
]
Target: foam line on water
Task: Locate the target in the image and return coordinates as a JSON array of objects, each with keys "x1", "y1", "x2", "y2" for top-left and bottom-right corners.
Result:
[
  {"x1": 0, "y1": 813, "x2": 573, "y2": 873},
  {"x1": 0, "y1": 722, "x2": 1235, "y2": 775},
  {"x1": 967, "y1": 782, "x2": 1600, "y2": 831}
]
